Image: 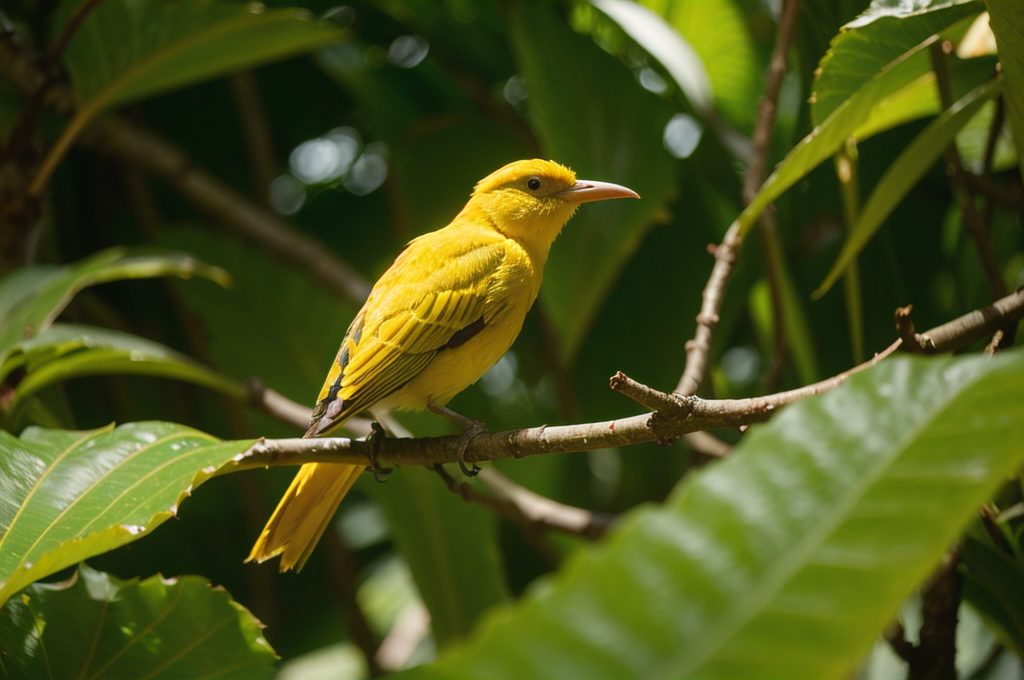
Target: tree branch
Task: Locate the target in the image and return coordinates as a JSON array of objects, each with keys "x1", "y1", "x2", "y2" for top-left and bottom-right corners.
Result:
[
  {"x1": 894, "y1": 288, "x2": 1024, "y2": 354},
  {"x1": 221, "y1": 288, "x2": 1024, "y2": 473},
  {"x1": 435, "y1": 466, "x2": 613, "y2": 541}
]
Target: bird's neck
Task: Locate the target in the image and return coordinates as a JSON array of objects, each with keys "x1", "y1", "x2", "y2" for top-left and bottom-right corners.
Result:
[{"x1": 459, "y1": 197, "x2": 576, "y2": 270}]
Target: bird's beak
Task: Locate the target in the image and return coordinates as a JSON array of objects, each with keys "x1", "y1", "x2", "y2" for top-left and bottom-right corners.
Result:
[{"x1": 553, "y1": 179, "x2": 640, "y2": 204}]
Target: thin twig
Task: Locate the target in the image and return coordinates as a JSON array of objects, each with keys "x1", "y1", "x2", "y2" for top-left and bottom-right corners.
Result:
[
  {"x1": 896, "y1": 288, "x2": 1024, "y2": 354},
  {"x1": 435, "y1": 466, "x2": 613, "y2": 540},
  {"x1": 677, "y1": 0, "x2": 799, "y2": 397}
]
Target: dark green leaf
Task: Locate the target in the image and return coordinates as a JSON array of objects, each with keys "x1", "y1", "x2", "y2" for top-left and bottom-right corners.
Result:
[
  {"x1": 2, "y1": 324, "x2": 246, "y2": 424},
  {"x1": 0, "y1": 248, "x2": 228, "y2": 372},
  {"x1": 510, "y1": 2, "x2": 678, "y2": 358},
  {"x1": 0, "y1": 564, "x2": 276, "y2": 679},
  {"x1": 0, "y1": 422, "x2": 253, "y2": 606},
  {"x1": 815, "y1": 77, "x2": 1002, "y2": 297},
  {"x1": 961, "y1": 533, "x2": 1024, "y2": 658},
  {"x1": 987, "y1": 0, "x2": 1024, "y2": 183},
  {"x1": 61, "y1": 0, "x2": 344, "y2": 117},
  {"x1": 364, "y1": 466, "x2": 510, "y2": 648},
  {"x1": 399, "y1": 349, "x2": 1024, "y2": 679}
]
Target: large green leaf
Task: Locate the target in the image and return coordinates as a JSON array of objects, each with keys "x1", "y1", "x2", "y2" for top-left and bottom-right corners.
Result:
[
  {"x1": 0, "y1": 564, "x2": 276, "y2": 679},
  {"x1": 510, "y1": 2, "x2": 678, "y2": 359},
  {"x1": 735, "y1": 3, "x2": 983, "y2": 239},
  {"x1": 589, "y1": 0, "x2": 714, "y2": 115},
  {"x1": 639, "y1": 0, "x2": 758, "y2": 126},
  {"x1": 0, "y1": 248, "x2": 228, "y2": 371},
  {"x1": 1, "y1": 324, "x2": 246, "y2": 424},
  {"x1": 812, "y1": 0, "x2": 983, "y2": 123},
  {"x1": 0, "y1": 422, "x2": 253, "y2": 606},
  {"x1": 815, "y1": 77, "x2": 1003, "y2": 297},
  {"x1": 364, "y1": 466, "x2": 510, "y2": 648},
  {"x1": 987, "y1": 0, "x2": 1024, "y2": 183},
  {"x1": 398, "y1": 349, "x2": 1024, "y2": 679}
]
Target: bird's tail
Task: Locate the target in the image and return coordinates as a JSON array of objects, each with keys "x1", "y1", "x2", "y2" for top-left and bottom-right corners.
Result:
[{"x1": 246, "y1": 462, "x2": 365, "y2": 572}]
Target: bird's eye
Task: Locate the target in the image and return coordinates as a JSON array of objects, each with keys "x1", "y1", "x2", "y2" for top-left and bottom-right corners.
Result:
[{"x1": 527, "y1": 177, "x2": 541, "y2": 191}]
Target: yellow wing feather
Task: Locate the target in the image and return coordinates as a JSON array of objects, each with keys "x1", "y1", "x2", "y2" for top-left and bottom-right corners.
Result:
[{"x1": 308, "y1": 228, "x2": 509, "y2": 436}]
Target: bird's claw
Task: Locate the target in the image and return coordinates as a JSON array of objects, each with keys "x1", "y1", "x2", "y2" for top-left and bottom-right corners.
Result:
[
  {"x1": 454, "y1": 420, "x2": 487, "y2": 477},
  {"x1": 367, "y1": 421, "x2": 393, "y2": 482}
]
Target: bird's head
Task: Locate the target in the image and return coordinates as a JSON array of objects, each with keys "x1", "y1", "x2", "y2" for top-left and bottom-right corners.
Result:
[{"x1": 464, "y1": 159, "x2": 638, "y2": 256}]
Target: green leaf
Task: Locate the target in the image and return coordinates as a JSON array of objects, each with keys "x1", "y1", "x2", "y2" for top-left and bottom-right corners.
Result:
[
  {"x1": 364, "y1": 467, "x2": 510, "y2": 648},
  {"x1": 161, "y1": 230, "x2": 355, "y2": 407},
  {"x1": 638, "y1": 0, "x2": 759, "y2": 126},
  {"x1": 961, "y1": 533, "x2": 1024, "y2": 658},
  {"x1": 590, "y1": 0, "x2": 714, "y2": 114},
  {"x1": 34, "y1": 0, "x2": 345, "y2": 194},
  {"x1": 0, "y1": 247, "x2": 228, "y2": 371},
  {"x1": 0, "y1": 422, "x2": 254, "y2": 607},
  {"x1": 812, "y1": 0, "x2": 983, "y2": 124},
  {"x1": 0, "y1": 564, "x2": 276, "y2": 679},
  {"x1": 815, "y1": 77, "x2": 1003, "y2": 298},
  {"x1": 59, "y1": 0, "x2": 342, "y2": 112},
  {"x1": 399, "y1": 349, "x2": 1024, "y2": 679},
  {"x1": 510, "y1": 2, "x2": 678, "y2": 358},
  {"x1": 734, "y1": 2, "x2": 983, "y2": 240},
  {"x1": 1, "y1": 324, "x2": 246, "y2": 424},
  {"x1": 987, "y1": 0, "x2": 1024, "y2": 183}
]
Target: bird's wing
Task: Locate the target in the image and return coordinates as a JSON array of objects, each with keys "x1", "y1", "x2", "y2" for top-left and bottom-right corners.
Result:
[{"x1": 306, "y1": 234, "x2": 510, "y2": 436}]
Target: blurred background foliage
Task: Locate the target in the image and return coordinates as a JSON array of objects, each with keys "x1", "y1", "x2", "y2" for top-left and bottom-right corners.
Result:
[{"x1": 1, "y1": 0, "x2": 1023, "y2": 678}]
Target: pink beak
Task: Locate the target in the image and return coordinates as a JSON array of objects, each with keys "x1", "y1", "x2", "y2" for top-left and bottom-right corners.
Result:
[{"x1": 554, "y1": 179, "x2": 640, "y2": 204}]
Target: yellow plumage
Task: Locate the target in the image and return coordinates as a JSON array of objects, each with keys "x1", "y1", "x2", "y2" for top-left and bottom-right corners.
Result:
[{"x1": 248, "y1": 159, "x2": 638, "y2": 571}]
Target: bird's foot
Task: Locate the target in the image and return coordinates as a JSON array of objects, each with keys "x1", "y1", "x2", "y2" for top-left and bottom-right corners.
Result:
[
  {"x1": 427, "y1": 400, "x2": 486, "y2": 477},
  {"x1": 453, "y1": 419, "x2": 487, "y2": 477},
  {"x1": 367, "y1": 420, "x2": 393, "y2": 482}
]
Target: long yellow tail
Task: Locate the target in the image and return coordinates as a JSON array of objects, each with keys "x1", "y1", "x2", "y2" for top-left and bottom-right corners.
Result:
[{"x1": 246, "y1": 462, "x2": 365, "y2": 572}]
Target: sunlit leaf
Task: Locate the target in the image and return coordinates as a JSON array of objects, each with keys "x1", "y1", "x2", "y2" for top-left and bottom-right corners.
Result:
[
  {"x1": 815, "y1": 78, "x2": 1002, "y2": 298},
  {"x1": 590, "y1": 0, "x2": 714, "y2": 114},
  {"x1": 812, "y1": 0, "x2": 982, "y2": 123},
  {"x1": 639, "y1": 0, "x2": 759, "y2": 126},
  {"x1": 0, "y1": 422, "x2": 253, "y2": 606},
  {"x1": 2, "y1": 323, "x2": 246, "y2": 424},
  {"x1": 398, "y1": 349, "x2": 1024, "y2": 679},
  {"x1": 733, "y1": 0, "x2": 984, "y2": 239},
  {"x1": 511, "y1": 2, "x2": 677, "y2": 358},
  {"x1": 987, "y1": 0, "x2": 1024, "y2": 184},
  {"x1": 0, "y1": 564, "x2": 276, "y2": 679},
  {"x1": 0, "y1": 247, "x2": 228, "y2": 371}
]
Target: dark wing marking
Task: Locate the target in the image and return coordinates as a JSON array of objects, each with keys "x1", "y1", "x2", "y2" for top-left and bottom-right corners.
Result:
[{"x1": 445, "y1": 316, "x2": 485, "y2": 349}]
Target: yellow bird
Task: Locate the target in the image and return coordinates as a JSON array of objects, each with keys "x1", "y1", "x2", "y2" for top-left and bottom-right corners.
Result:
[{"x1": 248, "y1": 159, "x2": 638, "y2": 571}]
